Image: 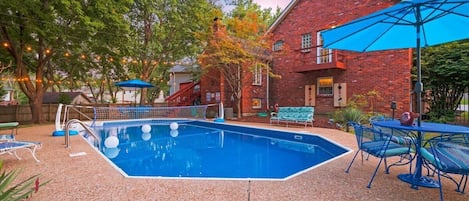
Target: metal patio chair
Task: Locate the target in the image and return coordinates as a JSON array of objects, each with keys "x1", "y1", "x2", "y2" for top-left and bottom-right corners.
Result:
[
  {"x1": 421, "y1": 133, "x2": 469, "y2": 201},
  {"x1": 346, "y1": 121, "x2": 414, "y2": 188}
]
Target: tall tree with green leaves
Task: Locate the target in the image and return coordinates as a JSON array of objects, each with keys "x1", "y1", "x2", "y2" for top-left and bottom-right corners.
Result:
[
  {"x1": 199, "y1": 0, "x2": 276, "y2": 118},
  {"x1": 0, "y1": 0, "x2": 132, "y2": 123},
  {"x1": 420, "y1": 40, "x2": 469, "y2": 121},
  {"x1": 126, "y1": 0, "x2": 215, "y2": 104}
]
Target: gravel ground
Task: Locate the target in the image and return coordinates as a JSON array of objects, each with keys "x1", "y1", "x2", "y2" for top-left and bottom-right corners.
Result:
[{"x1": 3, "y1": 121, "x2": 468, "y2": 201}]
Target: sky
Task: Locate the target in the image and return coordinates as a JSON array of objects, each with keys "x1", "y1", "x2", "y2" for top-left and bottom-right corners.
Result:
[
  {"x1": 221, "y1": 0, "x2": 291, "y2": 12},
  {"x1": 253, "y1": 0, "x2": 291, "y2": 10}
]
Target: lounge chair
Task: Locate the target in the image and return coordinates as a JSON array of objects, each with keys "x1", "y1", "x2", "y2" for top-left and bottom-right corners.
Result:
[
  {"x1": 0, "y1": 121, "x2": 19, "y2": 141},
  {"x1": 0, "y1": 141, "x2": 41, "y2": 162},
  {"x1": 0, "y1": 122, "x2": 41, "y2": 162}
]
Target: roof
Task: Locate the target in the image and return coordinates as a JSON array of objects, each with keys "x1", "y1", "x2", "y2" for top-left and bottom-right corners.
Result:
[
  {"x1": 169, "y1": 65, "x2": 198, "y2": 73},
  {"x1": 43, "y1": 92, "x2": 92, "y2": 104}
]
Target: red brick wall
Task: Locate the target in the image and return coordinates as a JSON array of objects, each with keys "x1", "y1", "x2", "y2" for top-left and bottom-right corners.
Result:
[
  {"x1": 200, "y1": 66, "x2": 269, "y2": 116},
  {"x1": 269, "y1": 0, "x2": 412, "y2": 117}
]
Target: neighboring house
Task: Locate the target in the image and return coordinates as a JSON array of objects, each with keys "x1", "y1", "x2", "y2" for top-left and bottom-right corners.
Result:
[
  {"x1": 43, "y1": 92, "x2": 93, "y2": 105},
  {"x1": 168, "y1": 64, "x2": 197, "y2": 95},
  {"x1": 266, "y1": 0, "x2": 411, "y2": 116},
  {"x1": 0, "y1": 84, "x2": 18, "y2": 106}
]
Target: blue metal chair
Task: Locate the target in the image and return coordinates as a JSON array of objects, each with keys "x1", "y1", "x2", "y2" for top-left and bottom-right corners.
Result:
[
  {"x1": 346, "y1": 122, "x2": 414, "y2": 188},
  {"x1": 421, "y1": 133, "x2": 469, "y2": 201}
]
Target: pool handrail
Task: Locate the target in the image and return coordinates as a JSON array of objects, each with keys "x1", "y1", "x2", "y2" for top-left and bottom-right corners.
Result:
[{"x1": 65, "y1": 119, "x2": 100, "y2": 149}]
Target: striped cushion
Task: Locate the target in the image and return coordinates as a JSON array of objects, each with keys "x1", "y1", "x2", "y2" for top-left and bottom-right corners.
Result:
[{"x1": 424, "y1": 142, "x2": 469, "y2": 174}]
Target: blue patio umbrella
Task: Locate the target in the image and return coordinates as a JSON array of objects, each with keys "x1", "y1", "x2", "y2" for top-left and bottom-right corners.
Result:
[
  {"x1": 321, "y1": 0, "x2": 469, "y2": 194},
  {"x1": 321, "y1": 0, "x2": 469, "y2": 123},
  {"x1": 115, "y1": 79, "x2": 154, "y2": 104}
]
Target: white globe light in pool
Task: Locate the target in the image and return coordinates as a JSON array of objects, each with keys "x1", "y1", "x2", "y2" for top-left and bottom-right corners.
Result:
[
  {"x1": 104, "y1": 147, "x2": 120, "y2": 159},
  {"x1": 170, "y1": 122, "x2": 179, "y2": 130},
  {"x1": 141, "y1": 124, "x2": 151, "y2": 133},
  {"x1": 109, "y1": 128, "x2": 118, "y2": 136},
  {"x1": 141, "y1": 132, "x2": 151, "y2": 141},
  {"x1": 104, "y1": 136, "x2": 119, "y2": 148},
  {"x1": 170, "y1": 130, "x2": 179, "y2": 137}
]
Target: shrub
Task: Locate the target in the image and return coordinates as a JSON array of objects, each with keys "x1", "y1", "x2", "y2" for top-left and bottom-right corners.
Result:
[
  {"x1": 58, "y1": 94, "x2": 72, "y2": 104},
  {"x1": 331, "y1": 107, "x2": 365, "y2": 131},
  {"x1": 0, "y1": 160, "x2": 48, "y2": 200}
]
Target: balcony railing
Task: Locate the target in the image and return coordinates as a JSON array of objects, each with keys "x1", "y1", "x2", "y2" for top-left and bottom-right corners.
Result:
[{"x1": 293, "y1": 48, "x2": 346, "y2": 73}]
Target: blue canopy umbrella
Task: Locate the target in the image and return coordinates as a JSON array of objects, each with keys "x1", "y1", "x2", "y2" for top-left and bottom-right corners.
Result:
[
  {"x1": 321, "y1": 0, "x2": 469, "y2": 193},
  {"x1": 115, "y1": 79, "x2": 154, "y2": 104}
]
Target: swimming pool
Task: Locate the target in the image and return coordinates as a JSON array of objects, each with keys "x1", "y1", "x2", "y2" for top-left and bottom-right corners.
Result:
[{"x1": 91, "y1": 119, "x2": 350, "y2": 180}]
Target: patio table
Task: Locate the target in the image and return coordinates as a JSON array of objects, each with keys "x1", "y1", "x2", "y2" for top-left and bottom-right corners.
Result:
[{"x1": 373, "y1": 120, "x2": 469, "y2": 189}]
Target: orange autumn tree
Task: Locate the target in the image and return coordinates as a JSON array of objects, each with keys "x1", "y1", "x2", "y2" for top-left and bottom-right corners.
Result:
[{"x1": 199, "y1": 4, "x2": 276, "y2": 118}]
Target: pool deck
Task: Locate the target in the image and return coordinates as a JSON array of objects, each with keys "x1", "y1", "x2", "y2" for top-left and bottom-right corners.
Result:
[{"x1": 4, "y1": 121, "x2": 469, "y2": 201}]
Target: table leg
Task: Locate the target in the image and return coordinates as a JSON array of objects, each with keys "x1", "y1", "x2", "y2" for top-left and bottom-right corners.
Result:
[{"x1": 398, "y1": 132, "x2": 440, "y2": 189}]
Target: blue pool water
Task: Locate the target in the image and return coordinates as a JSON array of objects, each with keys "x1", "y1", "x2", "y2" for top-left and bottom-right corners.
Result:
[{"x1": 92, "y1": 120, "x2": 350, "y2": 180}]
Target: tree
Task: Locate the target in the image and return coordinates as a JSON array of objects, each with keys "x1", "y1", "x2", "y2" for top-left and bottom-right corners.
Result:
[
  {"x1": 0, "y1": 0, "x2": 131, "y2": 123},
  {"x1": 420, "y1": 40, "x2": 469, "y2": 121},
  {"x1": 0, "y1": 61, "x2": 11, "y2": 99},
  {"x1": 126, "y1": 0, "x2": 215, "y2": 104},
  {"x1": 199, "y1": 1, "x2": 276, "y2": 118}
]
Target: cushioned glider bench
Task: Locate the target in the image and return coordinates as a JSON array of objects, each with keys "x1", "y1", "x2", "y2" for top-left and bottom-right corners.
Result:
[{"x1": 270, "y1": 106, "x2": 315, "y2": 127}]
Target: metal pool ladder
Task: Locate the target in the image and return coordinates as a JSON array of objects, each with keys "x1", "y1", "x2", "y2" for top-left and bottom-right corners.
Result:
[{"x1": 65, "y1": 119, "x2": 100, "y2": 149}]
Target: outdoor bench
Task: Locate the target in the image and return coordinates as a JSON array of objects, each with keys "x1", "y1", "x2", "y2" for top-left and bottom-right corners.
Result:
[{"x1": 270, "y1": 106, "x2": 314, "y2": 127}]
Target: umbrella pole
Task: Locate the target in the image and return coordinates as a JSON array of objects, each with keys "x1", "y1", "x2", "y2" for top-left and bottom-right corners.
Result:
[{"x1": 413, "y1": 6, "x2": 425, "y2": 188}]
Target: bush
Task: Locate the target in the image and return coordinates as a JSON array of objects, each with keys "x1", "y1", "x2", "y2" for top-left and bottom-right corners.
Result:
[
  {"x1": 331, "y1": 107, "x2": 365, "y2": 131},
  {"x1": 0, "y1": 160, "x2": 49, "y2": 200},
  {"x1": 58, "y1": 94, "x2": 72, "y2": 104}
]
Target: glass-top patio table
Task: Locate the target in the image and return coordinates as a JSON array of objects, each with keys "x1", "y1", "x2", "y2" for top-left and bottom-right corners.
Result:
[{"x1": 373, "y1": 120, "x2": 469, "y2": 189}]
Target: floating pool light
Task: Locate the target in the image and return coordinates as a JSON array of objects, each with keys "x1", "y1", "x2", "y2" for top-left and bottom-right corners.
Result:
[
  {"x1": 104, "y1": 136, "x2": 119, "y2": 148},
  {"x1": 141, "y1": 132, "x2": 151, "y2": 141},
  {"x1": 170, "y1": 130, "x2": 179, "y2": 137},
  {"x1": 104, "y1": 147, "x2": 120, "y2": 159},
  {"x1": 170, "y1": 122, "x2": 179, "y2": 130},
  {"x1": 141, "y1": 124, "x2": 152, "y2": 133}
]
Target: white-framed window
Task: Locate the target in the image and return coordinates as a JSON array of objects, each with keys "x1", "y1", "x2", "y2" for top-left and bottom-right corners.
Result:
[
  {"x1": 252, "y1": 63, "x2": 262, "y2": 85},
  {"x1": 317, "y1": 32, "x2": 332, "y2": 64},
  {"x1": 273, "y1": 40, "x2": 284, "y2": 51},
  {"x1": 301, "y1": 33, "x2": 312, "y2": 52},
  {"x1": 252, "y1": 98, "x2": 262, "y2": 109},
  {"x1": 317, "y1": 77, "x2": 333, "y2": 96}
]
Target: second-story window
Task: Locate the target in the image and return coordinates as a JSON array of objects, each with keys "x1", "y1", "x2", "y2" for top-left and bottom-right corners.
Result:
[
  {"x1": 252, "y1": 63, "x2": 262, "y2": 85},
  {"x1": 273, "y1": 40, "x2": 284, "y2": 51},
  {"x1": 317, "y1": 32, "x2": 332, "y2": 64},
  {"x1": 301, "y1": 33, "x2": 312, "y2": 52}
]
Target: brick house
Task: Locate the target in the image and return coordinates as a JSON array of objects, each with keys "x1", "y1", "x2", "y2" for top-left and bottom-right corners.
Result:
[{"x1": 201, "y1": 0, "x2": 412, "y2": 119}]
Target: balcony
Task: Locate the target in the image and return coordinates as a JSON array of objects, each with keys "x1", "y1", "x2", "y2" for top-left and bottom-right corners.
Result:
[{"x1": 293, "y1": 48, "x2": 346, "y2": 73}]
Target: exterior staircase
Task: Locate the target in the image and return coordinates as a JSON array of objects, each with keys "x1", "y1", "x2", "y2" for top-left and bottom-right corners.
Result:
[{"x1": 165, "y1": 82, "x2": 201, "y2": 106}]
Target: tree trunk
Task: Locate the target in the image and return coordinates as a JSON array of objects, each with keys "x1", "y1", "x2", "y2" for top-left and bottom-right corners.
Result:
[
  {"x1": 236, "y1": 99, "x2": 242, "y2": 119},
  {"x1": 30, "y1": 96, "x2": 45, "y2": 124}
]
